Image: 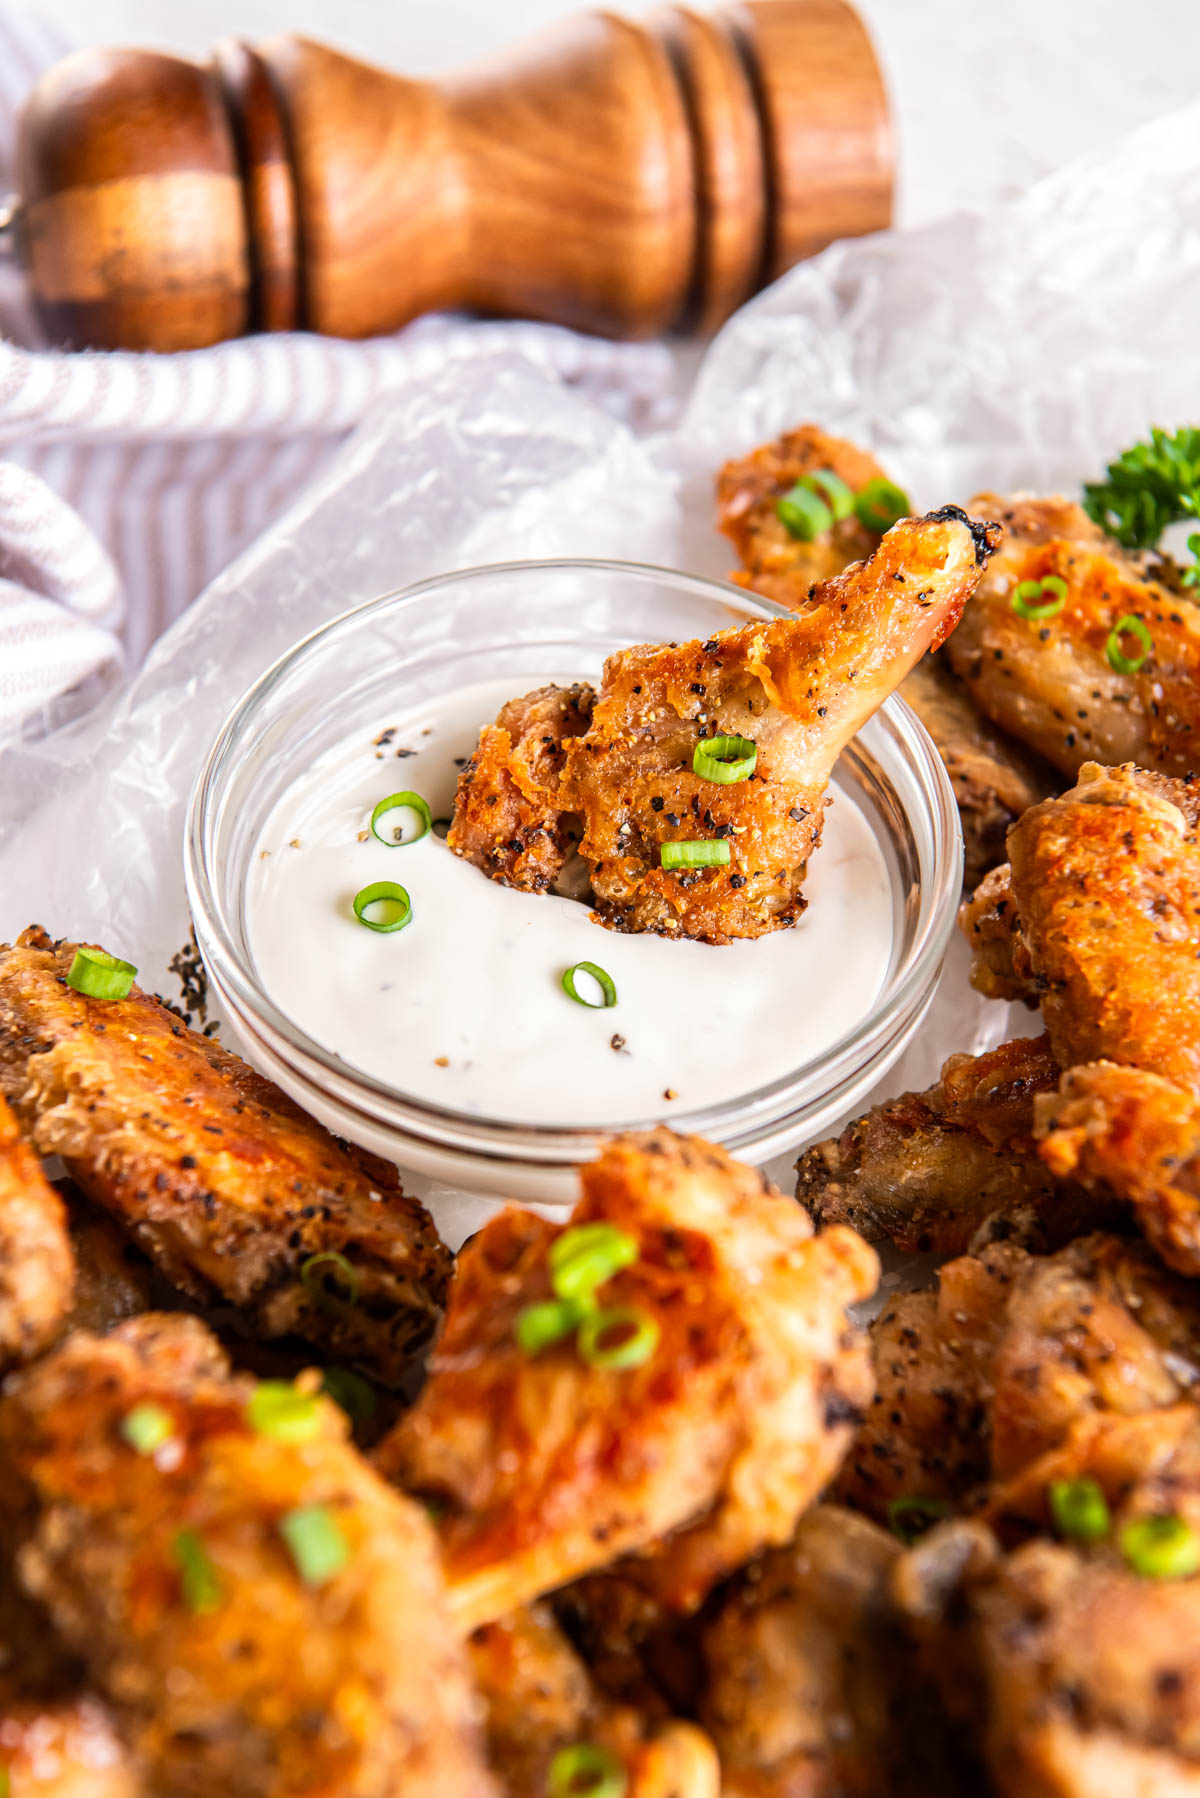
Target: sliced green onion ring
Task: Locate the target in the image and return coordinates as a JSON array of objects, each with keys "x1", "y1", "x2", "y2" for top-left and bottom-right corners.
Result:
[
  {"x1": 550, "y1": 1225, "x2": 639, "y2": 1305},
  {"x1": 1012, "y1": 574, "x2": 1068, "y2": 620},
  {"x1": 693, "y1": 734, "x2": 758, "y2": 785},
  {"x1": 370, "y1": 790, "x2": 432, "y2": 847},
  {"x1": 854, "y1": 478, "x2": 911, "y2": 535},
  {"x1": 352, "y1": 880, "x2": 412, "y2": 933},
  {"x1": 562, "y1": 962, "x2": 617, "y2": 1009},
  {"x1": 66, "y1": 946, "x2": 137, "y2": 1001},
  {"x1": 1105, "y1": 613, "x2": 1153, "y2": 675},
  {"x1": 576, "y1": 1305, "x2": 659, "y2": 1370},
  {"x1": 1120, "y1": 1513, "x2": 1200, "y2": 1580},
  {"x1": 776, "y1": 482, "x2": 833, "y2": 541},
  {"x1": 804, "y1": 467, "x2": 856, "y2": 522},
  {"x1": 887, "y1": 1495, "x2": 949, "y2": 1546},
  {"x1": 660, "y1": 839, "x2": 731, "y2": 871},
  {"x1": 279, "y1": 1504, "x2": 349, "y2": 1586},
  {"x1": 1048, "y1": 1476, "x2": 1110, "y2": 1544},
  {"x1": 301, "y1": 1250, "x2": 360, "y2": 1315},
  {"x1": 173, "y1": 1528, "x2": 222, "y2": 1614},
  {"x1": 516, "y1": 1298, "x2": 584, "y2": 1356},
  {"x1": 321, "y1": 1367, "x2": 377, "y2": 1424},
  {"x1": 247, "y1": 1381, "x2": 323, "y2": 1444},
  {"x1": 547, "y1": 1743, "x2": 628, "y2": 1798},
  {"x1": 120, "y1": 1402, "x2": 174, "y2": 1456}
]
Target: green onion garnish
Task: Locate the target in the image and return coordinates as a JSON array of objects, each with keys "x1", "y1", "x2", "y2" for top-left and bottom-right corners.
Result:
[
  {"x1": 247, "y1": 1381, "x2": 323, "y2": 1444},
  {"x1": 776, "y1": 482, "x2": 833, "y2": 541},
  {"x1": 886, "y1": 1495, "x2": 949, "y2": 1546},
  {"x1": 172, "y1": 1528, "x2": 222, "y2": 1614},
  {"x1": 1048, "y1": 1476, "x2": 1110, "y2": 1544},
  {"x1": 300, "y1": 1250, "x2": 360, "y2": 1315},
  {"x1": 1012, "y1": 575, "x2": 1068, "y2": 620},
  {"x1": 1105, "y1": 613, "x2": 1153, "y2": 675},
  {"x1": 547, "y1": 1744, "x2": 628, "y2": 1798},
  {"x1": 66, "y1": 947, "x2": 137, "y2": 1001},
  {"x1": 1119, "y1": 1514, "x2": 1200, "y2": 1580},
  {"x1": 854, "y1": 478, "x2": 910, "y2": 534},
  {"x1": 693, "y1": 735, "x2": 757, "y2": 785},
  {"x1": 550, "y1": 1224, "x2": 638, "y2": 1305},
  {"x1": 352, "y1": 880, "x2": 412, "y2": 933},
  {"x1": 660, "y1": 839, "x2": 730, "y2": 871},
  {"x1": 369, "y1": 790, "x2": 432, "y2": 847},
  {"x1": 805, "y1": 468, "x2": 856, "y2": 521},
  {"x1": 515, "y1": 1298, "x2": 584, "y2": 1356},
  {"x1": 576, "y1": 1306, "x2": 659, "y2": 1370},
  {"x1": 120, "y1": 1402, "x2": 174, "y2": 1456},
  {"x1": 279, "y1": 1504, "x2": 349, "y2": 1586},
  {"x1": 561, "y1": 962, "x2": 618, "y2": 1009},
  {"x1": 321, "y1": 1367, "x2": 376, "y2": 1424}
]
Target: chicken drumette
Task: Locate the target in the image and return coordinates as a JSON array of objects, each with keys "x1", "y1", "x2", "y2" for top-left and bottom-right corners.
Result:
[
  {"x1": 0, "y1": 1312, "x2": 493, "y2": 1798},
  {"x1": 0, "y1": 1091, "x2": 74, "y2": 1368},
  {"x1": 378, "y1": 1129, "x2": 877, "y2": 1629},
  {"x1": 0, "y1": 927, "x2": 451, "y2": 1384}
]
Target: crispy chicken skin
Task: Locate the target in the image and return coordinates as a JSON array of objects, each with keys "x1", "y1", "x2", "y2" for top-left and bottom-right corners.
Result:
[
  {"x1": 699, "y1": 1505, "x2": 968, "y2": 1798},
  {"x1": 0, "y1": 1693, "x2": 138, "y2": 1798},
  {"x1": 556, "y1": 508, "x2": 998, "y2": 942},
  {"x1": 0, "y1": 1313, "x2": 493, "y2": 1798},
  {"x1": 899, "y1": 653, "x2": 1061, "y2": 888},
  {"x1": 796, "y1": 1032, "x2": 1065, "y2": 1256},
  {"x1": 715, "y1": 424, "x2": 891, "y2": 599},
  {"x1": 378, "y1": 1130, "x2": 878, "y2": 1629},
  {"x1": 948, "y1": 492, "x2": 1200, "y2": 779},
  {"x1": 1038, "y1": 1062, "x2": 1200, "y2": 1278},
  {"x1": 469, "y1": 1603, "x2": 718, "y2": 1798},
  {"x1": 959, "y1": 863, "x2": 1041, "y2": 1003},
  {"x1": 448, "y1": 682, "x2": 594, "y2": 894},
  {"x1": 0, "y1": 1091, "x2": 74, "y2": 1367},
  {"x1": 0, "y1": 927, "x2": 451, "y2": 1383},
  {"x1": 1000, "y1": 764, "x2": 1200, "y2": 1087}
]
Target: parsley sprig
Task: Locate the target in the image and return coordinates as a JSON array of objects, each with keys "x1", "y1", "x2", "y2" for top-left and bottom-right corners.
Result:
[{"x1": 1083, "y1": 427, "x2": 1200, "y2": 586}]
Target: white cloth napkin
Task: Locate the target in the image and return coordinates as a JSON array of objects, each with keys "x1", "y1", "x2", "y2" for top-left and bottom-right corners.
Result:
[{"x1": 0, "y1": 2, "x2": 677, "y2": 738}]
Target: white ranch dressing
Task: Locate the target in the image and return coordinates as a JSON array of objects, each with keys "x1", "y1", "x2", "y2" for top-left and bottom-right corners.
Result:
[{"x1": 245, "y1": 677, "x2": 894, "y2": 1127}]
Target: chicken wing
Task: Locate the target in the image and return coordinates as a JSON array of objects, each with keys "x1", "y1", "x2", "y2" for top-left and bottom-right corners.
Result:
[
  {"x1": 699, "y1": 1504, "x2": 970, "y2": 1798},
  {"x1": 959, "y1": 862, "x2": 1041, "y2": 1003},
  {"x1": 378, "y1": 1129, "x2": 878, "y2": 1628},
  {"x1": 556, "y1": 508, "x2": 998, "y2": 941},
  {"x1": 715, "y1": 424, "x2": 891, "y2": 599},
  {"x1": 0, "y1": 1091, "x2": 74, "y2": 1368},
  {"x1": 1000, "y1": 764, "x2": 1200, "y2": 1087},
  {"x1": 448, "y1": 681, "x2": 594, "y2": 894},
  {"x1": 0, "y1": 927, "x2": 451, "y2": 1383},
  {"x1": 796, "y1": 1033, "x2": 1067, "y2": 1256},
  {"x1": 0, "y1": 1312, "x2": 493, "y2": 1798},
  {"x1": 0, "y1": 1693, "x2": 138, "y2": 1798},
  {"x1": 469, "y1": 1603, "x2": 718, "y2": 1798},
  {"x1": 947, "y1": 492, "x2": 1200, "y2": 777}
]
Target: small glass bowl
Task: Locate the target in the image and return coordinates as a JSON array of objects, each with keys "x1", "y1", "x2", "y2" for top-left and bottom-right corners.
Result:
[{"x1": 186, "y1": 559, "x2": 962, "y2": 1206}]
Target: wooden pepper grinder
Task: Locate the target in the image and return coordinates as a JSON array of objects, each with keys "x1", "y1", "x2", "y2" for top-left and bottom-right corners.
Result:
[{"x1": 2, "y1": 0, "x2": 891, "y2": 353}]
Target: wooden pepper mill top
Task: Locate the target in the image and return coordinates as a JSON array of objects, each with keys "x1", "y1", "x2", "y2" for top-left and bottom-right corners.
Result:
[{"x1": 9, "y1": 0, "x2": 892, "y2": 353}]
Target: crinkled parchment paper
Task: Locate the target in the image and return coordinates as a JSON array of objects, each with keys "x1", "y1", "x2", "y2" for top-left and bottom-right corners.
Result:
[{"x1": 3, "y1": 101, "x2": 1200, "y2": 1228}]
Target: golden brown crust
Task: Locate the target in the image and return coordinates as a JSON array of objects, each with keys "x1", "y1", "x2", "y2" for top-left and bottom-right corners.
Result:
[
  {"x1": 0, "y1": 1091, "x2": 74, "y2": 1368},
  {"x1": 796, "y1": 1033, "x2": 1066, "y2": 1256},
  {"x1": 0, "y1": 1695, "x2": 138, "y2": 1798},
  {"x1": 949, "y1": 492, "x2": 1200, "y2": 778},
  {"x1": 0, "y1": 927, "x2": 451, "y2": 1383},
  {"x1": 958, "y1": 863, "x2": 1041, "y2": 1003},
  {"x1": 378, "y1": 1129, "x2": 877, "y2": 1627},
  {"x1": 448, "y1": 682, "x2": 594, "y2": 893},
  {"x1": 0, "y1": 1313, "x2": 493, "y2": 1798},
  {"x1": 715, "y1": 424, "x2": 890, "y2": 601}
]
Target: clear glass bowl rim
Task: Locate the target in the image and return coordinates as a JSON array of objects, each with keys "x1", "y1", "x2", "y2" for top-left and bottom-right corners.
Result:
[{"x1": 185, "y1": 556, "x2": 963, "y2": 1155}]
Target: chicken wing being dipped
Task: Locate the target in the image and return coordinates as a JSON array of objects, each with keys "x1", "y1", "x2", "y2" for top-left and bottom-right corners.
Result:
[
  {"x1": 0, "y1": 1090, "x2": 74, "y2": 1369},
  {"x1": 469, "y1": 1602, "x2": 718, "y2": 1798},
  {"x1": 0, "y1": 927, "x2": 451, "y2": 1384},
  {"x1": 0, "y1": 1312, "x2": 494, "y2": 1798},
  {"x1": 947, "y1": 493, "x2": 1200, "y2": 778},
  {"x1": 378, "y1": 1129, "x2": 878, "y2": 1630},
  {"x1": 699, "y1": 1505, "x2": 971, "y2": 1798}
]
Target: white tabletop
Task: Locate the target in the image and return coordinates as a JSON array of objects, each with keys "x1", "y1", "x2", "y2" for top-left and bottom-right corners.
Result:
[{"x1": 41, "y1": 0, "x2": 1200, "y2": 229}]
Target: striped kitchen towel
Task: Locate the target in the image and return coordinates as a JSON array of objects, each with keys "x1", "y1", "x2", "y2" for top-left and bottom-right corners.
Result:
[{"x1": 0, "y1": 3, "x2": 676, "y2": 737}]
